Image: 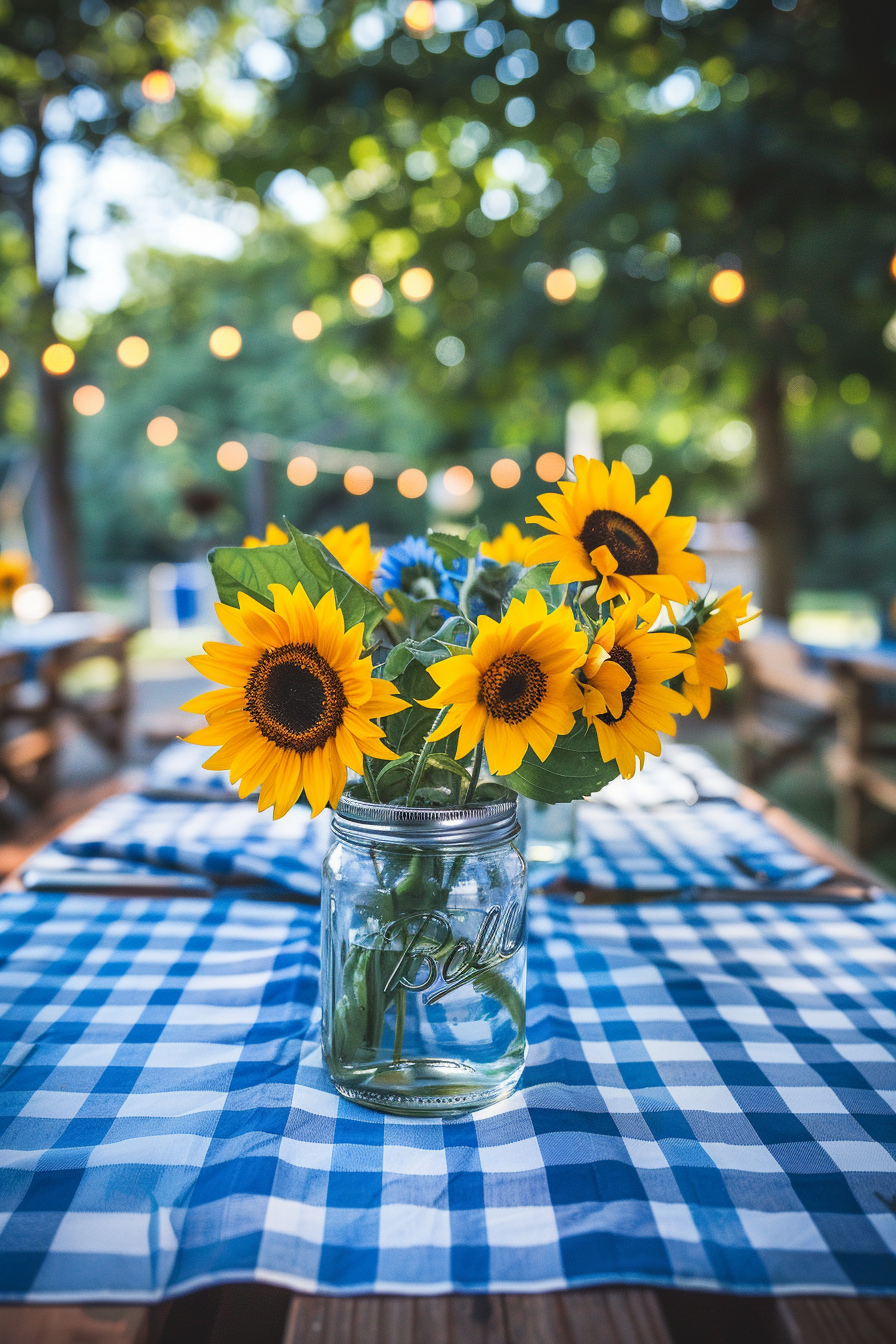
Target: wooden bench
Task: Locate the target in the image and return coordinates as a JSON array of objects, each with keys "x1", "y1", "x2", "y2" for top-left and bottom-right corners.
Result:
[
  {"x1": 824, "y1": 652, "x2": 896, "y2": 856},
  {"x1": 732, "y1": 628, "x2": 836, "y2": 789}
]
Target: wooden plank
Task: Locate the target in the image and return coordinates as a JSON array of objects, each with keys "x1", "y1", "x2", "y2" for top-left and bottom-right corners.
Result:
[
  {"x1": 0, "y1": 1304, "x2": 148, "y2": 1344},
  {"x1": 776, "y1": 1295, "x2": 896, "y2": 1344},
  {"x1": 502, "y1": 1288, "x2": 671, "y2": 1344}
]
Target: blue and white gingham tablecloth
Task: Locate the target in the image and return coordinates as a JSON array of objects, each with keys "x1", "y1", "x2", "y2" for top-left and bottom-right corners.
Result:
[
  {"x1": 2, "y1": 890, "x2": 896, "y2": 1301},
  {"x1": 34, "y1": 742, "x2": 829, "y2": 898}
]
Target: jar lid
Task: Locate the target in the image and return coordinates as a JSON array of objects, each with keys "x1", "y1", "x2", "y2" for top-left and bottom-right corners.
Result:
[{"x1": 332, "y1": 793, "x2": 519, "y2": 850}]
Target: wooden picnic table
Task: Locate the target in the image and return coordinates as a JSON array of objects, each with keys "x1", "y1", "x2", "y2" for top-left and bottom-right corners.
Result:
[{"x1": 0, "y1": 778, "x2": 894, "y2": 1344}]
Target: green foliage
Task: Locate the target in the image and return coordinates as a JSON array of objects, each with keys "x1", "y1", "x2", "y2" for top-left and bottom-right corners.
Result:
[
  {"x1": 208, "y1": 522, "x2": 386, "y2": 642},
  {"x1": 509, "y1": 563, "x2": 569, "y2": 610},
  {"x1": 426, "y1": 527, "x2": 488, "y2": 567},
  {"x1": 501, "y1": 717, "x2": 620, "y2": 804}
]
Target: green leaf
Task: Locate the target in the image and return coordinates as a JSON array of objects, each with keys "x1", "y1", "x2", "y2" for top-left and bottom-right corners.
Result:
[
  {"x1": 385, "y1": 657, "x2": 440, "y2": 756},
  {"x1": 509, "y1": 562, "x2": 568, "y2": 611},
  {"x1": 468, "y1": 562, "x2": 523, "y2": 620},
  {"x1": 426, "y1": 524, "x2": 487, "y2": 566},
  {"x1": 208, "y1": 525, "x2": 387, "y2": 646},
  {"x1": 285, "y1": 522, "x2": 387, "y2": 643},
  {"x1": 208, "y1": 543, "x2": 300, "y2": 612},
  {"x1": 424, "y1": 752, "x2": 470, "y2": 781},
  {"x1": 501, "y1": 715, "x2": 620, "y2": 803},
  {"x1": 381, "y1": 588, "x2": 460, "y2": 641}
]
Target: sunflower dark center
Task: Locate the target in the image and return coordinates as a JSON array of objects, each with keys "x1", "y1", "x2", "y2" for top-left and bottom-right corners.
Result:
[
  {"x1": 597, "y1": 645, "x2": 637, "y2": 724},
  {"x1": 480, "y1": 652, "x2": 547, "y2": 724},
  {"x1": 578, "y1": 509, "x2": 658, "y2": 576},
  {"x1": 244, "y1": 643, "x2": 347, "y2": 753}
]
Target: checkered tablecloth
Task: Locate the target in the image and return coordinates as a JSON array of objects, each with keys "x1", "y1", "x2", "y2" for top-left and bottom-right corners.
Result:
[
  {"x1": 2, "y1": 890, "x2": 896, "y2": 1302},
  {"x1": 40, "y1": 744, "x2": 828, "y2": 899}
]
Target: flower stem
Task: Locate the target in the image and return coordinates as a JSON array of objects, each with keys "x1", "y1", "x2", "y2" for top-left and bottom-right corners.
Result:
[
  {"x1": 392, "y1": 984, "x2": 406, "y2": 1066},
  {"x1": 458, "y1": 555, "x2": 477, "y2": 621},
  {"x1": 464, "y1": 739, "x2": 484, "y2": 804},
  {"x1": 363, "y1": 759, "x2": 381, "y2": 803},
  {"x1": 406, "y1": 705, "x2": 449, "y2": 804}
]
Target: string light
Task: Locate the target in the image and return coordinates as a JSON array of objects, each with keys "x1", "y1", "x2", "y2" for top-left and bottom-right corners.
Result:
[
  {"x1": 891, "y1": 251, "x2": 896, "y2": 281},
  {"x1": 287, "y1": 455, "x2": 318, "y2": 486},
  {"x1": 404, "y1": 0, "x2": 435, "y2": 33},
  {"x1": 397, "y1": 467, "x2": 427, "y2": 498},
  {"x1": 0, "y1": 350, "x2": 9, "y2": 378},
  {"x1": 443, "y1": 464, "x2": 474, "y2": 496},
  {"x1": 72, "y1": 385, "x2": 104, "y2": 416},
  {"x1": 536, "y1": 451, "x2": 566, "y2": 482},
  {"x1": 209, "y1": 326, "x2": 242, "y2": 359},
  {"x1": 490, "y1": 458, "x2": 521, "y2": 489},
  {"x1": 544, "y1": 269, "x2": 577, "y2": 303},
  {"x1": 344, "y1": 464, "x2": 374, "y2": 495},
  {"x1": 217, "y1": 440, "x2": 248, "y2": 471},
  {"x1": 117, "y1": 336, "x2": 149, "y2": 367},
  {"x1": 147, "y1": 415, "x2": 178, "y2": 446},
  {"x1": 42, "y1": 344, "x2": 75, "y2": 375},
  {"x1": 349, "y1": 274, "x2": 383, "y2": 309},
  {"x1": 292, "y1": 310, "x2": 323, "y2": 341},
  {"x1": 399, "y1": 268, "x2": 434, "y2": 301},
  {"x1": 141, "y1": 70, "x2": 176, "y2": 103},
  {"x1": 709, "y1": 269, "x2": 745, "y2": 304}
]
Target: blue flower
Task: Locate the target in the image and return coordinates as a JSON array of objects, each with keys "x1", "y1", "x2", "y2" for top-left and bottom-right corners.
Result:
[{"x1": 374, "y1": 536, "x2": 457, "y2": 602}]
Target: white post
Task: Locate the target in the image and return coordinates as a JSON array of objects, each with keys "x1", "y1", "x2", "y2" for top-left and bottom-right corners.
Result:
[{"x1": 565, "y1": 401, "x2": 601, "y2": 472}]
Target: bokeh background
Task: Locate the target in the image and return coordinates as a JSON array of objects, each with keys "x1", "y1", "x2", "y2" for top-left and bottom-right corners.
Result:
[{"x1": 1, "y1": 0, "x2": 895, "y2": 868}]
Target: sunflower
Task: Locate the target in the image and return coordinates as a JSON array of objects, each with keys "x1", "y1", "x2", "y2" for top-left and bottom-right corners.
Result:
[
  {"x1": 244, "y1": 523, "x2": 289, "y2": 548},
  {"x1": 581, "y1": 595, "x2": 694, "y2": 778},
  {"x1": 419, "y1": 588, "x2": 587, "y2": 776},
  {"x1": 182, "y1": 583, "x2": 407, "y2": 818},
  {"x1": 526, "y1": 456, "x2": 705, "y2": 606},
  {"x1": 319, "y1": 523, "x2": 381, "y2": 588},
  {"x1": 680, "y1": 587, "x2": 755, "y2": 719},
  {"x1": 480, "y1": 523, "x2": 533, "y2": 567},
  {"x1": 0, "y1": 550, "x2": 31, "y2": 607}
]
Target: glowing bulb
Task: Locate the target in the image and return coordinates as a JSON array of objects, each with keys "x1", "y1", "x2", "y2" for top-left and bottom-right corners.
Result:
[
  {"x1": 404, "y1": 0, "x2": 435, "y2": 32},
  {"x1": 536, "y1": 452, "x2": 566, "y2": 482},
  {"x1": 147, "y1": 415, "x2": 178, "y2": 447},
  {"x1": 891, "y1": 251, "x2": 896, "y2": 281},
  {"x1": 709, "y1": 269, "x2": 745, "y2": 304},
  {"x1": 72, "y1": 385, "x2": 104, "y2": 416},
  {"x1": 443, "y1": 464, "x2": 474, "y2": 496},
  {"x1": 287, "y1": 455, "x2": 318, "y2": 486},
  {"x1": 41, "y1": 344, "x2": 75, "y2": 375},
  {"x1": 399, "y1": 267, "x2": 434, "y2": 301},
  {"x1": 344, "y1": 464, "x2": 374, "y2": 495},
  {"x1": 217, "y1": 440, "x2": 248, "y2": 471},
  {"x1": 349, "y1": 274, "x2": 384, "y2": 309},
  {"x1": 544, "y1": 269, "x2": 577, "y2": 303},
  {"x1": 490, "y1": 458, "x2": 521, "y2": 489},
  {"x1": 12, "y1": 583, "x2": 53, "y2": 623},
  {"x1": 117, "y1": 336, "x2": 149, "y2": 367},
  {"x1": 397, "y1": 468, "x2": 428, "y2": 499},
  {"x1": 209, "y1": 326, "x2": 242, "y2": 359},
  {"x1": 141, "y1": 70, "x2": 176, "y2": 103},
  {"x1": 0, "y1": 350, "x2": 9, "y2": 378},
  {"x1": 292, "y1": 310, "x2": 323, "y2": 341}
]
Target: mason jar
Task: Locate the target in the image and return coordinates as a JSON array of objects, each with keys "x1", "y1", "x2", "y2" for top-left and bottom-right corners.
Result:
[{"x1": 321, "y1": 793, "x2": 527, "y2": 1116}]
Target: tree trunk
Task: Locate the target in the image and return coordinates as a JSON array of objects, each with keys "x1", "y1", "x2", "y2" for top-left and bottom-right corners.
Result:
[
  {"x1": 16, "y1": 113, "x2": 83, "y2": 612},
  {"x1": 750, "y1": 365, "x2": 793, "y2": 620},
  {"x1": 35, "y1": 334, "x2": 83, "y2": 611}
]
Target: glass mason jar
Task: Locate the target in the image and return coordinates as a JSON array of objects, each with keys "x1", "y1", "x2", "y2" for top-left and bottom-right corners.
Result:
[{"x1": 321, "y1": 793, "x2": 527, "y2": 1116}]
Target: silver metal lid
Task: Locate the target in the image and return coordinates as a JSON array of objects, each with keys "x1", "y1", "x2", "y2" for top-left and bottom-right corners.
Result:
[{"x1": 332, "y1": 793, "x2": 519, "y2": 850}]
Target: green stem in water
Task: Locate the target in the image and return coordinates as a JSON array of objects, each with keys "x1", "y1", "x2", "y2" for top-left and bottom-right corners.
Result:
[
  {"x1": 363, "y1": 758, "x2": 381, "y2": 803},
  {"x1": 464, "y1": 739, "x2": 484, "y2": 804},
  {"x1": 392, "y1": 984, "x2": 406, "y2": 1066},
  {"x1": 406, "y1": 705, "x2": 449, "y2": 804}
]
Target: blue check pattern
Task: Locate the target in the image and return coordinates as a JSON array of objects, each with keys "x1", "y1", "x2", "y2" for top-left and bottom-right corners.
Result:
[
  {"x1": 2, "y1": 890, "x2": 896, "y2": 1301},
  {"x1": 43, "y1": 743, "x2": 828, "y2": 897}
]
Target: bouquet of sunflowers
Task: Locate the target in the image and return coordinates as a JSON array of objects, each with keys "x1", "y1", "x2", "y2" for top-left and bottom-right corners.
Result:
[{"x1": 184, "y1": 456, "x2": 754, "y2": 815}]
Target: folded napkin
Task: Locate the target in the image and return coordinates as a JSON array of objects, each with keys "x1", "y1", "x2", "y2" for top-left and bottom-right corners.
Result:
[{"x1": 55, "y1": 793, "x2": 331, "y2": 898}]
